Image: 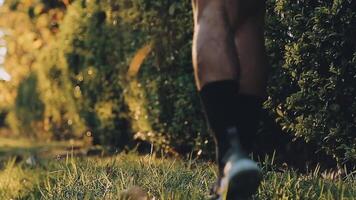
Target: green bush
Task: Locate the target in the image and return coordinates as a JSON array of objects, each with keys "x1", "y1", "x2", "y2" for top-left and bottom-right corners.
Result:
[
  {"x1": 0, "y1": 110, "x2": 7, "y2": 128},
  {"x1": 265, "y1": 0, "x2": 356, "y2": 164},
  {"x1": 53, "y1": 0, "x2": 209, "y2": 153},
  {"x1": 119, "y1": 0, "x2": 209, "y2": 154},
  {"x1": 0, "y1": 0, "x2": 83, "y2": 140},
  {"x1": 15, "y1": 73, "x2": 44, "y2": 129}
]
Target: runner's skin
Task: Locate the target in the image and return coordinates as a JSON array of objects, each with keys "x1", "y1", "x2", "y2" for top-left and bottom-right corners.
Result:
[{"x1": 192, "y1": 0, "x2": 268, "y2": 97}]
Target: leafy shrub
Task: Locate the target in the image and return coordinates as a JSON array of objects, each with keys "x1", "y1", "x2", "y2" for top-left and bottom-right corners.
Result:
[
  {"x1": 54, "y1": 0, "x2": 209, "y2": 153},
  {"x1": 33, "y1": 1, "x2": 132, "y2": 147},
  {"x1": 0, "y1": 110, "x2": 7, "y2": 127},
  {"x1": 15, "y1": 73, "x2": 44, "y2": 127},
  {"x1": 265, "y1": 0, "x2": 356, "y2": 164},
  {"x1": 119, "y1": 0, "x2": 210, "y2": 154},
  {"x1": 0, "y1": 0, "x2": 79, "y2": 139}
]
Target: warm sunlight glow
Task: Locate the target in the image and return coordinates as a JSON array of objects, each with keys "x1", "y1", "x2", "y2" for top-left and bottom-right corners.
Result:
[
  {"x1": 0, "y1": 28, "x2": 9, "y2": 81},
  {"x1": 0, "y1": 47, "x2": 6, "y2": 56},
  {"x1": 0, "y1": 67, "x2": 10, "y2": 81},
  {"x1": 128, "y1": 42, "x2": 153, "y2": 78}
]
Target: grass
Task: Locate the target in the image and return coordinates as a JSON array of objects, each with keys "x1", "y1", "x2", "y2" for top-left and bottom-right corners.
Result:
[{"x1": 0, "y1": 138, "x2": 355, "y2": 199}]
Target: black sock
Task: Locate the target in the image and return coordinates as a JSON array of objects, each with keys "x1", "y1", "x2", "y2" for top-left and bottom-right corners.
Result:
[
  {"x1": 235, "y1": 94, "x2": 263, "y2": 153},
  {"x1": 199, "y1": 80, "x2": 263, "y2": 173},
  {"x1": 199, "y1": 80, "x2": 240, "y2": 172}
]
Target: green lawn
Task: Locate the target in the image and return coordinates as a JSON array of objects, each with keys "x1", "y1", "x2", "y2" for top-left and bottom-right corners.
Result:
[{"x1": 0, "y1": 138, "x2": 355, "y2": 200}]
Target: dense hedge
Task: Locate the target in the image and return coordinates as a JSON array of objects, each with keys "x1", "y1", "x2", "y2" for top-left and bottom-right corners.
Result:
[
  {"x1": 0, "y1": 0, "x2": 355, "y2": 164},
  {"x1": 49, "y1": 0, "x2": 209, "y2": 153},
  {"x1": 264, "y1": 0, "x2": 356, "y2": 164}
]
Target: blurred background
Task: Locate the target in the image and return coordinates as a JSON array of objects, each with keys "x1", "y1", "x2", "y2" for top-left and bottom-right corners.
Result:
[{"x1": 0, "y1": 0, "x2": 355, "y2": 168}]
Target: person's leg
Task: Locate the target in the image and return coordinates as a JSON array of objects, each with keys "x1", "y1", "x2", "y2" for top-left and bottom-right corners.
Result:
[
  {"x1": 192, "y1": 0, "x2": 240, "y2": 174},
  {"x1": 192, "y1": 0, "x2": 268, "y2": 171},
  {"x1": 230, "y1": 0, "x2": 268, "y2": 154},
  {"x1": 233, "y1": 1, "x2": 268, "y2": 97},
  {"x1": 192, "y1": 0, "x2": 239, "y2": 89},
  {"x1": 192, "y1": 0, "x2": 267, "y2": 94},
  {"x1": 192, "y1": 0, "x2": 268, "y2": 198}
]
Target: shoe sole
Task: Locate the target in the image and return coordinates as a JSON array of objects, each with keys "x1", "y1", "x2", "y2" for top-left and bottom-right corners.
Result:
[{"x1": 221, "y1": 159, "x2": 262, "y2": 200}]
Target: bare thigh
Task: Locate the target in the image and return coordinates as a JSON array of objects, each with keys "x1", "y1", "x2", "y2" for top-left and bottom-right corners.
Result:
[
  {"x1": 232, "y1": 1, "x2": 268, "y2": 97},
  {"x1": 192, "y1": 0, "x2": 268, "y2": 95},
  {"x1": 224, "y1": 0, "x2": 268, "y2": 96},
  {"x1": 192, "y1": 0, "x2": 239, "y2": 90}
]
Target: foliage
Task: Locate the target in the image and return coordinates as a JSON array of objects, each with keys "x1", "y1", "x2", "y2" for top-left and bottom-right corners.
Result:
[
  {"x1": 118, "y1": 0, "x2": 209, "y2": 154},
  {"x1": 264, "y1": 0, "x2": 356, "y2": 164},
  {"x1": 13, "y1": 73, "x2": 44, "y2": 136},
  {"x1": 0, "y1": 0, "x2": 69, "y2": 135},
  {"x1": 33, "y1": 0, "x2": 207, "y2": 153},
  {"x1": 39, "y1": 1, "x2": 130, "y2": 145}
]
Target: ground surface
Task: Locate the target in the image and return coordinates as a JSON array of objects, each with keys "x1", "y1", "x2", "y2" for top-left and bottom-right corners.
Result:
[{"x1": 0, "y1": 136, "x2": 355, "y2": 200}]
